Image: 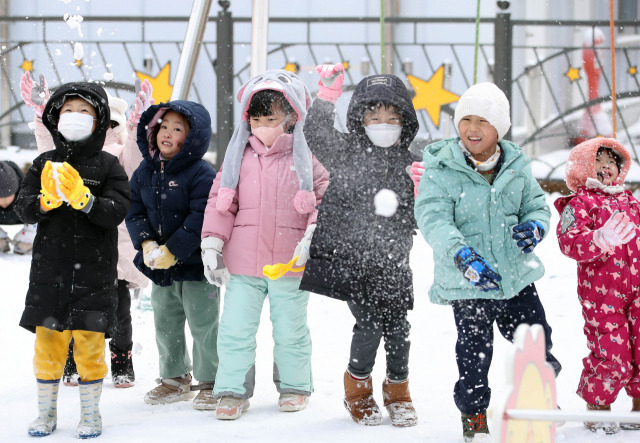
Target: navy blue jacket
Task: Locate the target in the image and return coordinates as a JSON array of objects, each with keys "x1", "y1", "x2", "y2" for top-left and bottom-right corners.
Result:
[{"x1": 126, "y1": 100, "x2": 216, "y2": 286}]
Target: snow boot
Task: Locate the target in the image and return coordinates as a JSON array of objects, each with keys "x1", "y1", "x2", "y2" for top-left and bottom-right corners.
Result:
[
  {"x1": 585, "y1": 403, "x2": 619, "y2": 434},
  {"x1": 620, "y1": 397, "x2": 640, "y2": 431},
  {"x1": 144, "y1": 374, "x2": 194, "y2": 405},
  {"x1": 77, "y1": 380, "x2": 103, "y2": 439},
  {"x1": 216, "y1": 396, "x2": 250, "y2": 420},
  {"x1": 343, "y1": 371, "x2": 382, "y2": 426},
  {"x1": 192, "y1": 382, "x2": 218, "y2": 411},
  {"x1": 278, "y1": 393, "x2": 309, "y2": 412},
  {"x1": 12, "y1": 223, "x2": 36, "y2": 254},
  {"x1": 0, "y1": 227, "x2": 10, "y2": 253},
  {"x1": 63, "y1": 342, "x2": 79, "y2": 387},
  {"x1": 382, "y1": 378, "x2": 418, "y2": 427},
  {"x1": 461, "y1": 410, "x2": 490, "y2": 442},
  {"x1": 109, "y1": 342, "x2": 135, "y2": 388},
  {"x1": 28, "y1": 379, "x2": 59, "y2": 437}
]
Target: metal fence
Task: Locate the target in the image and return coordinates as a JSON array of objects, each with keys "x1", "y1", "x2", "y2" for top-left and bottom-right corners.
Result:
[{"x1": 2, "y1": 10, "x2": 640, "y2": 191}]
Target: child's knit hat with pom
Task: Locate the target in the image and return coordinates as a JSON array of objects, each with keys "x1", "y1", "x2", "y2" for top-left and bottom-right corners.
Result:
[{"x1": 454, "y1": 82, "x2": 511, "y2": 141}]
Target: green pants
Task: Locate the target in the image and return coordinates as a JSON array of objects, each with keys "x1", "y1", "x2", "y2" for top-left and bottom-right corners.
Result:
[
  {"x1": 151, "y1": 279, "x2": 220, "y2": 382},
  {"x1": 213, "y1": 275, "x2": 313, "y2": 399}
]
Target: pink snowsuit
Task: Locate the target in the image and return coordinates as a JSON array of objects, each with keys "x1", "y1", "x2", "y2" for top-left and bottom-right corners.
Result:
[
  {"x1": 201, "y1": 134, "x2": 329, "y2": 276},
  {"x1": 555, "y1": 137, "x2": 640, "y2": 405}
]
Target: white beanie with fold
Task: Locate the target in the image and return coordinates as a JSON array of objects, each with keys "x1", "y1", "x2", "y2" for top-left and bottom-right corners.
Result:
[
  {"x1": 106, "y1": 93, "x2": 128, "y2": 142},
  {"x1": 453, "y1": 82, "x2": 511, "y2": 141}
]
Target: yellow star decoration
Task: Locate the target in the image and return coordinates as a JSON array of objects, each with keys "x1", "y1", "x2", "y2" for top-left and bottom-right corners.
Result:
[
  {"x1": 629, "y1": 66, "x2": 637, "y2": 76},
  {"x1": 135, "y1": 62, "x2": 173, "y2": 103},
  {"x1": 20, "y1": 58, "x2": 34, "y2": 72},
  {"x1": 284, "y1": 62, "x2": 299, "y2": 74},
  {"x1": 74, "y1": 59, "x2": 83, "y2": 68},
  {"x1": 342, "y1": 61, "x2": 349, "y2": 70},
  {"x1": 565, "y1": 66, "x2": 581, "y2": 82},
  {"x1": 407, "y1": 65, "x2": 460, "y2": 127}
]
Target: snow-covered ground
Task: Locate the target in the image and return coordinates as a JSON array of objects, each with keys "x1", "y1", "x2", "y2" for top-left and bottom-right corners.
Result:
[{"x1": 1, "y1": 194, "x2": 639, "y2": 442}]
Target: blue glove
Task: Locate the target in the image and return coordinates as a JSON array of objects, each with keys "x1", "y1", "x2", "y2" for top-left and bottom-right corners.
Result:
[
  {"x1": 454, "y1": 247, "x2": 502, "y2": 291},
  {"x1": 512, "y1": 220, "x2": 544, "y2": 253}
]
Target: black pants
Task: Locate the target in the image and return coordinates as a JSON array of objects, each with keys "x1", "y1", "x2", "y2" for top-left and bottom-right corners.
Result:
[
  {"x1": 110, "y1": 279, "x2": 133, "y2": 350},
  {"x1": 450, "y1": 283, "x2": 562, "y2": 415},
  {"x1": 347, "y1": 299, "x2": 411, "y2": 381}
]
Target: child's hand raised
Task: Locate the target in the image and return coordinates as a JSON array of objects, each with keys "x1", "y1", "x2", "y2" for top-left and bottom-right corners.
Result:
[
  {"x1": 21, "y1": 72, "x2": 49, "y2": 118},
  {"x1": 128, "y1": 78, "x2": 154, "y2": 126},
  {"x1": 316, "y1": 63, "x2": 345, "y2": 103}
]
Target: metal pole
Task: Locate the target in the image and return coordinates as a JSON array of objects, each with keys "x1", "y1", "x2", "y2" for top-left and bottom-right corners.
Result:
[
  {"x1": 170, "y1": 0, "x2": 213, "y2": 100},
  {"x1": 494, "y1": 7, "x2": 512, "y2": 140},
  {"x1": 216, "y1": 0, "x2": 233, "y2": 169},
  {"x1": 0, "y1": 0, "x2": 10, "y2": 147},
  {"x1": 250, "y1": 0, "x2": 269, "y2": 77}
]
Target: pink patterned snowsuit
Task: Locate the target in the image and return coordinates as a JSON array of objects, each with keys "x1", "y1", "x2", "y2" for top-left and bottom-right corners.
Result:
[{"x1": 555, "y1": 137, "x2": 640, "y2": 405}]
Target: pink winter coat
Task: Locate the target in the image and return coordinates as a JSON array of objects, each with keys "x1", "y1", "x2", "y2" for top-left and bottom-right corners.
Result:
[
  {"x1": 34, "y1": 117, "x2": 148, "y2": 289},
  {"x1": 201, "y1": 133, "x2": 329, "y2": 278},
  {"x1": 555, "y1": 137, "x2": 640, "y2": 404}
]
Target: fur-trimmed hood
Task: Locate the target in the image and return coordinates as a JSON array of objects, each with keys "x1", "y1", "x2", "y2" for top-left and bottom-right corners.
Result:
[{"x1": 565, "y1": 137, "x2": 631, "y2": 192}]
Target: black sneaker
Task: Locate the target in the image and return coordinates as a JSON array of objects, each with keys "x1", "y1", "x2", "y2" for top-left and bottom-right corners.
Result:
[
  {"x1": 461, "y1": 410, "x2": 490, "y2": 442},
  {"x1": 63, "y1": 341, "x2": 79, "y2": 387},
  {"x1": 110, "y1": 342, "x2": 135, "y2": 388}
]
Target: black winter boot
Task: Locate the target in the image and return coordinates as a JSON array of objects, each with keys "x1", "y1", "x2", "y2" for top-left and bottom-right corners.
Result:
[
  {"x1": 110, "y1": 341, "x2": 135, "y2": 388},
  {"x1": 63, "y1": 341, "x2": 79, "y2": 387}
]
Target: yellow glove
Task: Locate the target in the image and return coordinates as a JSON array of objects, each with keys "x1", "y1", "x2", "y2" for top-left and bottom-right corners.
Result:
[
  {"x1": 58, "y1": 162, "x2": 92, "y2": 210},
  {"x1": 40, "y1": 161, "x2": 62, "y2": 211},
  {"x1": 141, "y1": 239, "x2": 160, "y2": 267},
  {"x1": 152, "y1": 245, "x2": 177, "y2": 269}
]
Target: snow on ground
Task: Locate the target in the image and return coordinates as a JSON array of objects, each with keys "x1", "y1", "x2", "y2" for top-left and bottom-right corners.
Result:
[{"x1": 1, "y1": 194, "x2": 639, "y2": 442}]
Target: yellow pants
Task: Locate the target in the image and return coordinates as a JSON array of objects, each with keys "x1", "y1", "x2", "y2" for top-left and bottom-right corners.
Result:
[{"x1": 34, "y1": 326, "x2": 107, "y2": 382}]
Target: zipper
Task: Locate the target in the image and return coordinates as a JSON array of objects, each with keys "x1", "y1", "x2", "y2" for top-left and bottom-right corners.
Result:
[{"x1": 158, "y1": 160, "x2": 165, "y2": 237}]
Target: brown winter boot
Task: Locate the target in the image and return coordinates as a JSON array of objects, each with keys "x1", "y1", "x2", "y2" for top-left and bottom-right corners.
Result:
[
  {"x1": 620, "y1": 397, "x2": 640, "y2": 430},
  {"x1": 382, "y1": 378, "x2": 417, "y2": 427},
  {"x1": 585, "y1": 403, "x2": 619, "y2": 434},
  {"x1": 343, "y1": 371, "x2": 382, "y2": 425}
]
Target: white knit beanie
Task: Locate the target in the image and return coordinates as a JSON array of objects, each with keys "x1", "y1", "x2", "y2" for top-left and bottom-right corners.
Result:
[
  {"x1": 453, "y1": 82, "x2": 511, "y2": 141},
  {"x1": 106, "y1": 93, "x2": 127, "y2": 128}
]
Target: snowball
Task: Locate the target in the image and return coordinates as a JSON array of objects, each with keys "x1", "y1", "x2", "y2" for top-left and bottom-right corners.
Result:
[
  {"x1": 103, "y1": 72, "x2": 114, "y2": 81},
  {"x1": 64, "y1": 14, "x2": 84, "y2": 37},
  {"x1": 50, "y1": 161, "x2": 69, "y2": 202},
  {"x1": 73, "y1": 42, "x2": 84, "y2": 60},
  {"x1": 97, "y1": 27, "x2": 103, "y2": 38},
  {"x1": 374, "y1": 188, "x2": 398, "y2": 217}
]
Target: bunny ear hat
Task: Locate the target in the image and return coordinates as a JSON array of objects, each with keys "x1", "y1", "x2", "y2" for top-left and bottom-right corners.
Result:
[{"x1": 216, "y1": 69, "x2": 315, "y2": 214}]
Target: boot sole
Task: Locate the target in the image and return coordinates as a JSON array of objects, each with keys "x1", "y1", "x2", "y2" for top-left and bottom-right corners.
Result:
[
  {"x1": 28, "y1": 424, "x2": 56, "y2": 437},
  {"x1": 144, "y1": 392, "x2": 195, "y2": 405}
]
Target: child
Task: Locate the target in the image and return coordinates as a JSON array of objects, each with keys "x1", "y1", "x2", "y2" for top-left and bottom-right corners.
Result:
[
  {"x1": 200, "y1": 69, "x2": 329, "y2": 420},
  {"x1": 22, "y1": 72, "x2": 153, "y2": 388},
  {"x1": 555, "y1": 137, "x2": 640, "y2": 434},
  {"x1": 299, "y1": 64, "x2": 419, "y2": 427},
  {"x1": 125, "y1": 100, "x2": 219, "y2": 410},
  {"x1": 14, "y1": 82, "x2": 131, "y2": 438},
  {"x1": 0, "y1": 160, "x2": 36, "y2": 254},
  {"x1": 413, "y1": 82, "x2": 562, "y2": 441}
]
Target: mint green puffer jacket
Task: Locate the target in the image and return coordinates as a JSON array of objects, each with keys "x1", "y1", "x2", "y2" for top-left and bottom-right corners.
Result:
[{"x1": 414, "y1": 138, "x2": 549, "y2": 305}]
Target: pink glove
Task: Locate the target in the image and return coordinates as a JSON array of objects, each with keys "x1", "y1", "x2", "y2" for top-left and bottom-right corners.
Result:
[
  {"x1": 316, "y1": 63, "x2": 345, "y2": 103},
  {"x1": 409, "y1": 161, "x2": 424, "y2": 198},
  {"x1": 20, "y1": 72, "x2": 49, "y2": 118},
  {"x1": 594, "y1": 210, "x2": 636, "y2": 253},
  {"x1": 128, "y1": 78, "x2": 154, "y2": 126}
]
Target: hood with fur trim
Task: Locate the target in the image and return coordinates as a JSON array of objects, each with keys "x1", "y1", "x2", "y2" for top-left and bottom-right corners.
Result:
[
  {"x1": 42, "y1": 82, "x2": 110, "y2": 161},
  {"x1": 565, "y1": 137, "x2": 631, "y2": 192},
  {"x1": 216, "y1": 69, "x2": 315, "y2": 214}
]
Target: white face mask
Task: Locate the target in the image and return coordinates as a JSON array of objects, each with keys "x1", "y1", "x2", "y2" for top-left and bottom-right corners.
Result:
[
  {"x1": 365, "y1": 123, "x2": 402, "y2": 148},
  {"x1": 58, "y1": 112, "x2": 95, "y2": 142}
]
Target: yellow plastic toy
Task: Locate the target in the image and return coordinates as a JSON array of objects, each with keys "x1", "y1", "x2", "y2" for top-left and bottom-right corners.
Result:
[{"x1": 262, "y1": 256, "x2": 305, "y2": 280}]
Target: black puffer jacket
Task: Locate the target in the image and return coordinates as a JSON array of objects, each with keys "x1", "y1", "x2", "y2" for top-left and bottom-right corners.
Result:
[
  {"x1": 0, "y1": 160, "x2": 24, "y2": 225},
  {"x1": 14, "y1": 82, "x2": 130, "y2": 334},
  {"x1": 300, "y1": 75, "x2": 419, "y2": 310}
]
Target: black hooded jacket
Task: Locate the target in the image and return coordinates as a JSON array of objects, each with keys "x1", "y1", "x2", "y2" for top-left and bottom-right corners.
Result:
[
  {"x1": 300, "y1": 75, "x2": 419, "y2": 310},
  {"x1": 0, "y1": 160, "x2": 25, "y2": 225},
  {"x1": 14, "y1": 82, "x2": 130, "y2": 334}
]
